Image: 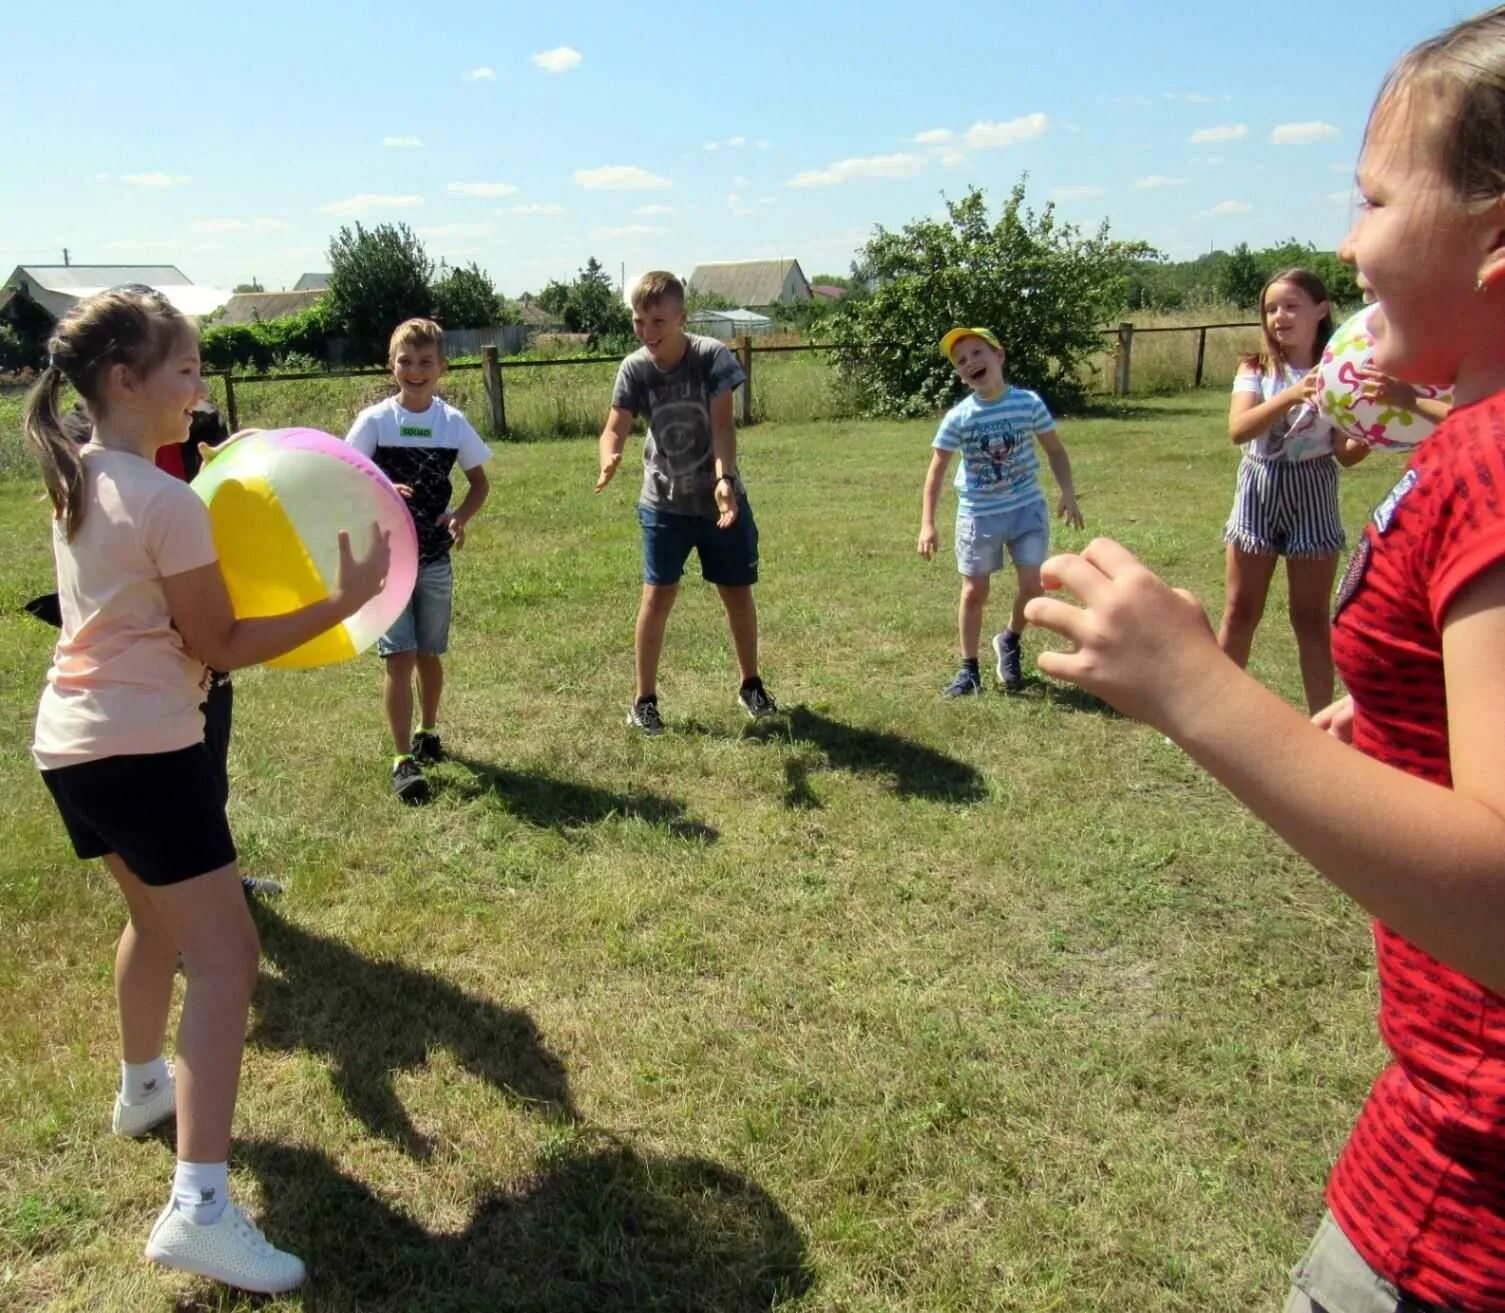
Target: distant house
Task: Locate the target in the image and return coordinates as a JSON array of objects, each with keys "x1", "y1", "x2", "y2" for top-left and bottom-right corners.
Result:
[
  {"x1": 687, "y1": 259, "x2": 811, "y2": 308},
  {"x1": 215, "y1": 290, "x2": 326, "y2": 326},
  {"x1": 1, "y1": 264, "x2": 232, "y2": 321},
  {"x1": 293, "y1": 273, "x2": 331, "y2": 291},
  {"x1": 686, "y1": 307, "x2": 774, "y2": 341},
  {"x1": 810, "y1": 283, "x2": 848, "y2": 302}
]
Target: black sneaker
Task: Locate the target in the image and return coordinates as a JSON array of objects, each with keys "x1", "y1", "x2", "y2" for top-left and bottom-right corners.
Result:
[
  {"x1": 411, "y1": 731, "x2": 444, "y2": 765},
  {"x1": 993, "y1": 632, "x2": 1022, "y2": 693},
  {"x1": 944, "y1": 666, "x2": 983, "y2": 698},
  {"x1": 240, "y1": 876, "x2": 284, "y2": 898},
  {"x1": 391, "y1": 757, "x2": 429, "y2": 804},
  {"x1": 737, "y1": 680, "x2": 778, "y2": 719},
  {"x1": 627, "y1": 698, "x2": 664, "y2": 736}
]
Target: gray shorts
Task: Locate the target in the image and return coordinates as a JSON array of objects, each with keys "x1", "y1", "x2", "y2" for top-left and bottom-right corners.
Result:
[
  {"x1": 1283, "y1": 1213, "x2": 1450, "y2": 1313},
  {"x1": 955, "y1": 501, "x2": 1050, "y2": 577},
  {"x1": 378, "y1": 557, "x2": 453, "y2": 657}
]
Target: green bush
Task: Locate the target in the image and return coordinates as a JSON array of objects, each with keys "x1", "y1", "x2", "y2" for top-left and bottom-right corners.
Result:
[{"x1": 199, "y1": 302, "x2": 335, "y2": 373}]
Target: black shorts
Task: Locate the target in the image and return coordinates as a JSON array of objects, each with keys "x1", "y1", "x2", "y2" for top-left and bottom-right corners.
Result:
[{"x1": 40, "y1": 743, "x2": 236, "y2": 886}]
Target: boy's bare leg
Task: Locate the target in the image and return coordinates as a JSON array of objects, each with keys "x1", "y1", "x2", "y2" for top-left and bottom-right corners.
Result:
[
  {"x1": 635, "y1": 583, "x2": 679, "y2": 700},
  {"x1": 1009, "y1": 564, "x2": 1044, "y2": 635},
  {"x1": 416, "y1": 653, "x2": 444, "y2": 730},
  {"x1": 959, "y1": 574, "x2": 991, "y2": 660},
  {"x1": 715, "y1": 584, "x2": 759, "y2": 683},
  {"x1": 383, "y1": 652, "x2": 418, "y2": 754}
]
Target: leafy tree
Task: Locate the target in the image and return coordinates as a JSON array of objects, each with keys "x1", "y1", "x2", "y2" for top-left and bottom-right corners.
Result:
[
  {"x1": 325, "y1": 222, "x2": 434, "y2": 363},
  {"x1": 831, "y1": 183, "x2": 1155, "y2": 415},
  {"x1": 0, "y1": 286, "x2": 54, "y2": 371},
  {"x1": 431, "y1": 261, "x2": 509, "y2": 329},
  {"x1": 232, "y1": 279, "x2": 264, "y2": 293},
  {"x1": 535, "y1": 279, "x2": 571, "y2": 316},
  {"x1": 1218, "y1": 242, "x2": 1266, "y2": 308},
  {"x1": 809, "y1": 273, "x2": 851, "y2": 290},
  {"x1": 562, "y1": 257, "x2": 632, "y2": 346},
  {"x1": 686, "y1": 288, "x2": 735, "y2": 313}
]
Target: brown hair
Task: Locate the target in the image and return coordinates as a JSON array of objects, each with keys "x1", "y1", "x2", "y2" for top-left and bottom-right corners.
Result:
[
  {"x1": 388, "y1": 317, "x2": 445, "y2": 364},
  {"x1": 1240, "y1": 267, "x2": 1334, "y2": 377},
  {"x1": 1373, "y1": 6, "x2": 1505, "y2": 202},
  {"x1": 631, "y1": 271, "x2": 685, "y2": 312},
  {"x1": 22, "y1": 286, "x2": 193, "y2": 539}
]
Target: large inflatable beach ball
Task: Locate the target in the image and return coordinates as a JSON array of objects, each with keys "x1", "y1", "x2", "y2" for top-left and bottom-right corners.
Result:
[
  {"x1": 191, "y1": 427, "x2": 418, "y2": 669},
  {"x1": 1316, "y1": 304, "x2": 1452, "y2": 450}
]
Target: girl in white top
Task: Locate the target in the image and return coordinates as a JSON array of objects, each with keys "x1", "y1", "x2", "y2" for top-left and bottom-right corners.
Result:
[
  {"x1": 1218, "y1": 267, "x2": 1367, "y2": 712},
  {"x1": 23, "y1": 287, "x2": 389, "y2": 1294}
]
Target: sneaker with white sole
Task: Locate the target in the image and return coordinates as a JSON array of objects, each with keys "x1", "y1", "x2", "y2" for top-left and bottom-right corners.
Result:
[
  {"x1": 993, "y1": 631, "x2": 1023, "y2": 693},
  {"x1": 112, "y1": 1066, "x2": 176, "y2": 1138},
  {"x1": 627, "y1": 698, "x2": 664, "y2": 736},
  {"x1": 737, "y1": 680, "x2": 778, "y2": 719},
  {"x1": 145, "y1": 1198, "x2": 306, "y2": 1294}
]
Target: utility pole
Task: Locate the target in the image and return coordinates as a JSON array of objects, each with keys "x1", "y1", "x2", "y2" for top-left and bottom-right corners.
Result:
[{"x1": 62, "y1": 247, "x2": 70, "y2": 267}]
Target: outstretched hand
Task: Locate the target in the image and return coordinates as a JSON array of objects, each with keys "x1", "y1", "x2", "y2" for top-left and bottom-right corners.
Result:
[
  {"x1": 595, "y1": 453, "x2": 621, "y2": 493},
  {"x1": 334, "y1": 522, "x2": 391, "y2": 614},
  {"x1": 1057, "y1": 494, "x2": 1085, "y2": 530},
  {"x1": 1022, "y1": 538, "x2": 1225, "y2": 730}
]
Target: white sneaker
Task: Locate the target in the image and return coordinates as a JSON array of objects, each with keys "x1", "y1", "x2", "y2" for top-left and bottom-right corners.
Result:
[
  {"x1": 112, "y1": 1066, "x2": 176, "y2": 1137},
  {"x1": 144, "y1": 1198, "x2": 306, "y2": 1294}
]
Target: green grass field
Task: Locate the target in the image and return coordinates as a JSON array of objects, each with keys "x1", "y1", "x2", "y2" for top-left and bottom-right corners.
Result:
[{"x1": 0, "y1": 392, "x2": 1400, "y2": 1311}]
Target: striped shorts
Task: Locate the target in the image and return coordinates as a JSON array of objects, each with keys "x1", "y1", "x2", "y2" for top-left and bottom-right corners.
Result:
[{"x1": 1224, "y1": 454, "x2": 1345, "y2": 558}]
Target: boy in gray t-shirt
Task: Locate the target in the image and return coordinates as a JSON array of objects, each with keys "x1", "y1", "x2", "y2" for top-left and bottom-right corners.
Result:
[{"x1": 596, "y1": 271, "x2": 777, "y2": 734}]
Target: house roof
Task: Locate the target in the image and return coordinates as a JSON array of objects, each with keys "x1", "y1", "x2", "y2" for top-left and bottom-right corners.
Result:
[
  {"x1": 5, "y1": 265, "x2": 230, "y2": 319},
  {"x1": 687, "y1": 259, "x2": 810, "y2": 305},
  {"x1": 293, "y1": 273, "x2": 331, "y2": 291},
  {"x1": 214, "y1": 290, "x2": 325, "y2": 326},
  {"x1": 810, "y1": 284, "x2": 848, "y2": 300},
  {"x1": 687, "y1": 307, "x2": 773, "y2": 324}
]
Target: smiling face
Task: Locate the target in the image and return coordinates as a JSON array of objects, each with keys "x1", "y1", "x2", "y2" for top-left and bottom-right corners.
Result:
[
  {"x1": 1261, "y1": 279, "x2": 1329, "y2": 369},
  {"x1": 632, "y1": 295, "x2": 688, "y2": 367},
  {"x1": 136, "y1": 337, "x2": 208, "y2": 449},
  {"x1": 391, "y1": 343, "x2": 444, "y2": 410},
  {"x1": 949, "y1": 335, "x2": 1007, "y2": 400}
]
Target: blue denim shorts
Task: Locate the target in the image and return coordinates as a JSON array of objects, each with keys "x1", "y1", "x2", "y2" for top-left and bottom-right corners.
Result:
[
  {"x1": 955, "y1": 501, "x2": 1050, "y2": 577},
  {"x1": 638, "y1": 498, "x2": 759, "y2": 587},
  {"x1": 378, "y1": 556, "x2": 453, "y2": 657}
]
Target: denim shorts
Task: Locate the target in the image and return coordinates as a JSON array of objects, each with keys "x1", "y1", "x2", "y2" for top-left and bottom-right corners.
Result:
[
  {"x1": 378, "y1": 556, "x2": 453, "y2": 657},
  {"x1": 955, "y1": 500, "x2": 1050, "y2": 577},
  {"x1": 1283, "y1": 1212, "x2": 1450, "y2": 1313},
  {"x1": 638, "y1": 497, "x2": 759, "y2": 587}
]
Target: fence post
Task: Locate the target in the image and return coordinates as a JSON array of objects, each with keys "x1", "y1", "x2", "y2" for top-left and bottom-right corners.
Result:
[
  {"x1": 482, "y1": 346, "x2": 507, "y2": 438},
  {"x1": 1114, "y1": 322, "x2": 1134, "y2": 396},
  {"x1": 1194, "y1": 326, "x2": 1208, "y2": 389},
  {"x1": 222, "y1": 372, "x2": 239, "y2": 433},
  {"x1": 738, "y1": 336, "x2": 754, "y2": 426}
]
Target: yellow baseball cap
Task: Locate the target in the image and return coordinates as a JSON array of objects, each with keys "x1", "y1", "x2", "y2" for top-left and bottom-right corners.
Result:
[{"x1": 939, "y1": 327, "x2": 1003, "y2": 360}]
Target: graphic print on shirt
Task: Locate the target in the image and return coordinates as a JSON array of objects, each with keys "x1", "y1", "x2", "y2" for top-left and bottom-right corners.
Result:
[
  {"x1": 369, "y1": 435, "x2": 461, "y2": 565},
  {"x1": 647, "y1": 399, "x2": 710, "y2": 479}
]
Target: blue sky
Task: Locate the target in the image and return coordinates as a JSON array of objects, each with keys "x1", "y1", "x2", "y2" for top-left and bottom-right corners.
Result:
[{"x1": 1, "y1": 0, "x2": 1465, "y2": 296}]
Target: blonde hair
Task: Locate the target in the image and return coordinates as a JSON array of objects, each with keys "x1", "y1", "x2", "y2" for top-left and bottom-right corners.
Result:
[
  {"x1": 1375, "y1": 6, "x2": 1505, "y2": 202},
  {"x1": 631, "y1": 271, "x2": 685, "y2": 313},
  {"x1": 388, "y1": 317, "x2": 445, "y2": 364},
  {"x1": 22, "y1": 286, "x2": 193, "y2": 540}
]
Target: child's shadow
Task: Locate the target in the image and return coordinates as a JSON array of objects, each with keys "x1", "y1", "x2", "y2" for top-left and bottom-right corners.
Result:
[
  {"x1": 738, "y1": 705, "x2": 988, "y2": 804},
  {"x1": 1008, "y1": 676, "x2": 1120, "y2": 717},
  {"x1": 210, "y1": 1138, "x2": 814, "y2": 1313},
  {"x1": 441, "y1": 756, "x2": 719, "y2": 843},
  {"x1": 250, "y1": 904, "x2": 577, "y2": 1159}
]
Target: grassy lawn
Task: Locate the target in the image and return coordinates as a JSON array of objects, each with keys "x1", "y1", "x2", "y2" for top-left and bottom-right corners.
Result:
[{"x1": 0, "y1": 392, "x2": 1401, "y2": 1311}]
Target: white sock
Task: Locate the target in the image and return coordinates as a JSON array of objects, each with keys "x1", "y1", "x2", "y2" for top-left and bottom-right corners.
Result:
[
  {"x1": 120, "y1": 1056, "x2": 170, "y2": 1105},
  {"x1": 172, "y1": 1160, "x2": 229, "y2": 1226}
]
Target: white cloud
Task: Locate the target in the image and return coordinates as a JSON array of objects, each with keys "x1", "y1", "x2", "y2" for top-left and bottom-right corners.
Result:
[
  {"x1": 504, "y1": 202, "x2": 564, "y2": 216},
  {"x1": 531, "y1": 46, "x2": 582, "y2": 74},
  {"x1": 1190, "y1": 123, "x2": 1248, "y2": 144},
  {"x1": 912, "y1": 128, "x2": 954, "y2": 145},
  {"x1": 318, "y1": 193, "x2": 424, "y2": 215},
  {"x1": 384, "y1": 135, "x2": 422, "y2": 149},
  {"x1": 940, "y1": 149, "x2": 967, "y2": 168},
  {"x1": 1270, "y1": 120, "x2": 1340, "y2": 145},
  {"x1": 593, "y1": 224, "x2": 668, "y2": 238},
  {"x1": 1133, "y1": 175, "x2": 1188, "y2": 189},
  {"x1": 464, "y1": 66, "x2": 496, "y2": 81},
  {"x1": 634, "y1": 203, "x2": 675, "y2": 216},
  {"x1": 786, "y1": 152, "x2": 926, "y2": 188},
  {"x1": 192, "y1": 219, "x2": 248, "y2": 234},
  {"x1": 447, "y1": 181, "x2": 519, "y2": 197},
  {"x1": 1200, "y1": 199, "x2": 1252, "y2": 217},
  {"x1": 1051, "y1": 184, "x2": 1106, "y2": 201},
  {"x1": 574, "y1": 164, "x2": 672, "y2": 190},
  {"x1": 703, "y1": 135, "x2": 748, "y2": 152},
  {"x1": 420, "y1": 222, "x2": 497, "y2": 240},
  {"x1": 962, "y1": 113, "x2": 1049, "y2": 150},
  {"x1": 703, "y1": 141, "x2": 720, "y2": 152},
  {"x1": 121, "y1": 171, "x2": 190, "y2": 187}
]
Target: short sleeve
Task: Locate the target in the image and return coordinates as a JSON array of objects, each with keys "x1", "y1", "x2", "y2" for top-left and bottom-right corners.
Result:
[
  {"x1": 1031, "y1": 392, "x2": 1054, "y2": 433},
  {"x1": 452, "y1": 413, "x2": 492, "y2": 470},
  {"x1": 611, "y1": 359, "x2": 641, "y2": 414},
  {"x1": 346, "y1": 407, "x2": 379, "y2": 457},
  {"x1": 144, "y1": 479, "x2": 218, "y2": 578},
  {"x1": 704, "y1": 342, "x2": 747, "y2": 399},
  {"x1": 933, "y1": 407, "x2": 964, "y2": 451},
  {"x1": 1232, "y1": 365, "x2": 1264, "y2": 396},
  {"x1": 1426, "y1": 412, "x2": 1505, "y2": 628}
]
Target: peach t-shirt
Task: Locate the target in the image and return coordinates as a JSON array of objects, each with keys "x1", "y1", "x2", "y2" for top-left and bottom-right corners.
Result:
[{"x1": 33, "y1": 445, "x2": 218, "y2": 769}]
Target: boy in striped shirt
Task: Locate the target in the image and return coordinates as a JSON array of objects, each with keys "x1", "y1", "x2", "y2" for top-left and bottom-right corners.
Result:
[{"x1": 918, "y1": 328, "x2": 1083, "y2": 695}]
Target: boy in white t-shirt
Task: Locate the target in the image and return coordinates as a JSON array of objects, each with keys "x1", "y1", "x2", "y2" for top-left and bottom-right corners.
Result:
[{"x1": 346, "y1": 319, "x2": 491, "y2": 802}]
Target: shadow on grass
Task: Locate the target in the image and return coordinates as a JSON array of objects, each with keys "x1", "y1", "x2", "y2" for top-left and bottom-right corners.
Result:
[
  {"x1": 729, "y1": 705, "x2": 988, "y2": 804},
  {"x1": 191, "y1": 1139, "x2": 813, "y2": 1313},
  {"x1": 249, "y1": 905, "x2": 577, "y2": 1159},
  {"x1": 1009, "y1": 676, "x2": 1121, "y2": 717},
  {"x1": 442, "y1": 756, "x2": 719, "y2": 844}
]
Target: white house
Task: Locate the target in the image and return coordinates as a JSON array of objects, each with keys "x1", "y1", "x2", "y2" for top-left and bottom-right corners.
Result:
[
  {"x1": 1, "y1": 265, "x2": 233, "y2": 321},
  {"x1": 686, "y1": 307, "x2": 775, "y2": 340}
]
